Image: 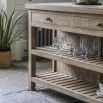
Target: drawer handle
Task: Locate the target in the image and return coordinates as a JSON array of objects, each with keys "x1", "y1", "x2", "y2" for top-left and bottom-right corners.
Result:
[
  {"x1": 46, "y1": 18, "x2": 52, "y2": 23},
  {"x1": 97, "y1": 23, "x2": 103, "y2": 28}
]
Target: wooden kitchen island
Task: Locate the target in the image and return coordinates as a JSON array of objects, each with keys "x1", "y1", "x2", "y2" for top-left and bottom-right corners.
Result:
[{"x1": 26, "y1": 3, "x2": 103, "y2": 103}]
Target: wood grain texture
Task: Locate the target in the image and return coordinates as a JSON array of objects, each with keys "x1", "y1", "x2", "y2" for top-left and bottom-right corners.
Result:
[
  {"x1": 31, "y1": 47, "x2": 103, "y2": 73},
  {"x1": 27, "y1": 3, "x2": 103, "y2": 103},
  {"x1": 31, "y1": 10, "x2": 103, "y2": 37},
  {"x1": 28, "y1": 10, "x2": 37, "y2": 90},
  {"x1": 56, "y1": 31, "x2": 102, "y2": 84},
  {"x1": 32, "y1": 72, "x2": 103, "y2": 103},
  {"x1": 25, "y1": 2, "x2": 103, "y2": 15}
]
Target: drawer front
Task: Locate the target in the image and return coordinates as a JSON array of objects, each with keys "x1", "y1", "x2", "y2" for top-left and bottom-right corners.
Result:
[
  {"x1": 32, "y1": 11, "x2": 74, "y2": 27},
  {"x1": 32, "y1": 11, "x2": 54, "y2": 24},
  {"x1": 54, "y1": 14, "x2": 74, "y2": 27},
  {"x1": 74, "y1": 16, "x2": 103, "y2": 31},
  {"x1": 32, "y1": 11, "x2": 103, "y2": 32}
]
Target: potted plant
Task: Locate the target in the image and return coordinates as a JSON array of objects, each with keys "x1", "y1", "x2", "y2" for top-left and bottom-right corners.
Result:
[{"x1": 0, "y1": 9, "x2": 23, "y2": 68}]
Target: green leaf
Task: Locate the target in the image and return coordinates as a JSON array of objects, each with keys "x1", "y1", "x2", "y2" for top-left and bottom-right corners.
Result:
[{"x1": 0, "y1": 9, "x2": 24, "y2": 49}]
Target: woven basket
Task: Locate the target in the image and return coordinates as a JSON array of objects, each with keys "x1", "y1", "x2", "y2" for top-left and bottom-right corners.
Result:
[{"x1": 0, "y1": 51, "x2": 11, "y2": 68}]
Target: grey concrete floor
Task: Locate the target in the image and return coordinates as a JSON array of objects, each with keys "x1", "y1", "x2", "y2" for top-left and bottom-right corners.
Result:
[{"x1": 0, "y1": 59, "x2": 85, "y2": 103}]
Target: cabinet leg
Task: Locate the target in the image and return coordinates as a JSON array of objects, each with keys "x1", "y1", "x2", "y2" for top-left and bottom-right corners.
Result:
[
  {"x1": 28, "y1": 25, "x2": 37, "y2": 90},
  {"x1": 52, "y1": 60, "x2": 57, "y2": 72},
  {"x1": 28, "y1": 54, "x2": 36, "y2": 91},
  {"x1": 30, "y1": 82, "x2": 36, "y2": 91},
  {"x1": 52, "y1": 30, "x2": 57, "y2": 72}
]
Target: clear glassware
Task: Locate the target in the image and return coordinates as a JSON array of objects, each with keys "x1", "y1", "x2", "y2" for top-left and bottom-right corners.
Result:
[
  {"x1": 70, "y1": 44, "x2": 75, "y2": 56},
  {"x1": 66, "y1": 34, "x2": 73, "y2": 56},
  {"x1": 93, "y1": 37, "x2": 101, "y2": 59},
  {"x1": 66, "y1": 35, "x2": 71, "y2": 49},
  {"x1": 56, "y1": 42, "x2": 62, "y2": 55},
  {"x1": 52, "y1": 37, "x2": 62, "y2": 55},
  {"x1": 52, "y1": 37, "x2": 58, "y2": 47},
  {"x1": 62, "y1": 35, "x2": 70, "y2": 50},
  {"x1": 80, "y1": 36, "x2": 89, "y2": 61},
  {"x1": 69, "y1": 35, "x2": 78, "y2": 57}
]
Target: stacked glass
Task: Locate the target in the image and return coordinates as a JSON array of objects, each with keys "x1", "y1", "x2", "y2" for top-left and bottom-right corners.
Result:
[{"x1": 52, "y1": 34, "x2": 101, "y2": 61}]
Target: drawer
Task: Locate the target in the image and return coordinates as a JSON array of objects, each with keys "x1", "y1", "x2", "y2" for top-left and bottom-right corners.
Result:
[
  {"x1": 32, "y1": 11, "x2": 103, "y2": 32},
  {"x1": 32, "y1": 11, "x2": 54, "y2": 24},
  {"x1": 32, "y1": 11, "x2": 74, "y2": 27},
  {"x1": 54, "y1": 14, "x2": 74, "y2": 27},
  {"x1": 74, "y1": 16, "x2": 103, "y2": 31}
]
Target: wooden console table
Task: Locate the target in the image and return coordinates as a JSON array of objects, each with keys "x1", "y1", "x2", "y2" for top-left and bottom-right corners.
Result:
[{"x1": 26, "y1": 3, "x2": 103, "y2": 103}]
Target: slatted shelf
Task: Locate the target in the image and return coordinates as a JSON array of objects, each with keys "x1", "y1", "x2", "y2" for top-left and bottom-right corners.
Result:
[
  {"x1": 31, "y1": 46, "x2": 103, "y2": 73},
  {"x1": 32, "y1": 72, "x2": 103, "y2": 103}
]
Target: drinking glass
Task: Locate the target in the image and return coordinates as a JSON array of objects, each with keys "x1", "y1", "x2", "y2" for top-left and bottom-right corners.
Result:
[
  {"x1": 69, "y1": 35, "x2": 78, "y2": 57},
  {"x1": 80, "y1": 36, "x2": 89, "y2": 61},
  {"x1": 70, "y1": 44, "x2": 75, "y2": 56},
  {"x1": 62, "y1": 35, "x2": 70, "y2": 50},
  {"x1": 52, "y1": 37, "x2": 58, "y2": 47},
  {"x1": 52, "y1": 37, "x2": 62, "y2": 55},
  {"x1": 93, "y1": 37, "x2": 101, "y2": 59}
]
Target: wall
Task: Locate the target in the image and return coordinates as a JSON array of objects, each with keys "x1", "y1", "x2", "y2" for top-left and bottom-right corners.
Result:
[{"x1": 0, "y1": 0, "x2": 7, "y2": 11}]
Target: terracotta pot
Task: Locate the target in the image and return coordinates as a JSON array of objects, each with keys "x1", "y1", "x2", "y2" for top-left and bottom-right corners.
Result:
[
  {"x1": 77, "y1": 0, "x2": 87, "y2": 3},
  {"x1": 0, "y1": 51, "x2": 11, "y2": 68}
]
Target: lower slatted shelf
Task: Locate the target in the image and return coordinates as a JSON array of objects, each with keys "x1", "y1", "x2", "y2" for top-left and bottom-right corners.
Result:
[{"x1": 32, "y1": 72, "x2": 103, "y2": 103}]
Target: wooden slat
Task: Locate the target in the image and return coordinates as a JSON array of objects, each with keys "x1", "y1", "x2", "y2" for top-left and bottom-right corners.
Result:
[
  {"x1": 42, "y1": 76, "x2": 68, "y2": 82},
  {"x1": 38, "y1": 71, "x2": 54, "y2": 75},
  {"x1": 44, "y1": 75, "x2": 69, "y2": 81},
  {"x1": 77, "y1": 86, "x2": 96, "y2": 92},
  {"x1": 81, "y1": 88, "x2": 97, "y2": 94},
  {"x1": 66, "y1": 82, "x2": 88, "y2": 88},
  {"x1": 56, "y1": 79, "x2": 79, "y2": 86},
  {"x1": 61, "y1": 80, "x2": 83, "y2": 86},
  {"x1": 86, "y1": 91, "x2": 97, "y2": 96},
  {"x1": 52, "y1": 78, "x2": 76, "y2": 84},
  {"x1": 71, "y1": 84, "x2": 94, "y2": 90},
  {"x1": 40, "y1": 73, "x2": 63, "y2": 79},
  {"x1": 37, "y1": 72, "x2": 59, "y2": 77}
]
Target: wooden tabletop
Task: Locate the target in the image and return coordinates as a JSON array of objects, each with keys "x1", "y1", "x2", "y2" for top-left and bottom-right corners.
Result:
[{"x1": 25, "y1": 2, "x2": 103, "y2": 14}]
